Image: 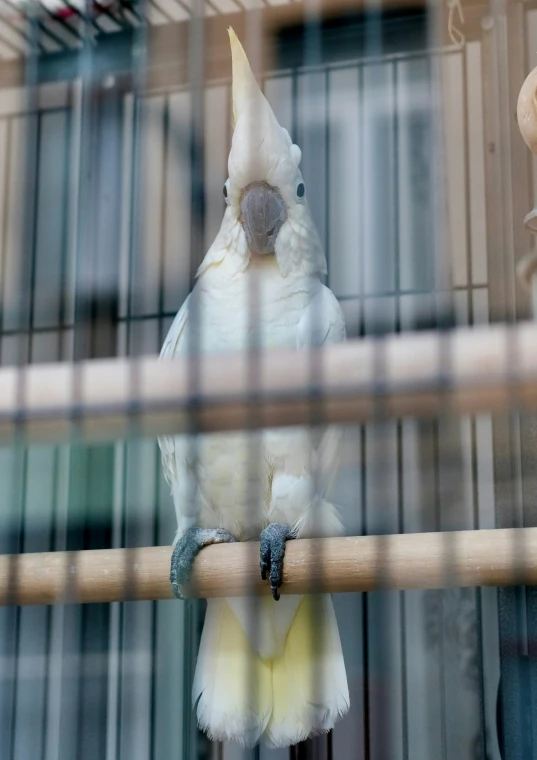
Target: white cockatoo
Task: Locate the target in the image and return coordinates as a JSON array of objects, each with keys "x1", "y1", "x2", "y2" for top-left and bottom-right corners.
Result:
[{"x1": 158, "y1": 28, "x2": 349, "y2": 748}]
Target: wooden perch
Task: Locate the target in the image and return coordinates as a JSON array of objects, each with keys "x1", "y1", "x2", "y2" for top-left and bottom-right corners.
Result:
[
  {"x1": 1, "y1": 321, "x2": 537, "y2": 445},
  {"x1": 1, "y1": 528, "x2": 537, "y2": 606}
]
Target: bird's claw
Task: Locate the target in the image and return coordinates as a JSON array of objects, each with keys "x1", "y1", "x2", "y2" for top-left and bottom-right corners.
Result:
[
  {"x1": 259, "y1": 523, "x2": 293, "y2": 601},
  {"x1": 170, "y1": 527, "x2": 236, "y2": 600}
]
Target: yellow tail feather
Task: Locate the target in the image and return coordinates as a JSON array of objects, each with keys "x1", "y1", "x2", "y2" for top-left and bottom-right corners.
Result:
[
  {"x1": 264, "y1": 594, "x2": 350, "y2": 747},
  {"x1": 193, "y1": 598, "x2": 272, "y2": 747},
  {"x1": 193, "y1": 595, "x2": 349, "y2": 748}
]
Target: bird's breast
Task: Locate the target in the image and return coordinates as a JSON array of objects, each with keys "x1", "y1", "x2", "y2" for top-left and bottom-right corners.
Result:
[{"x1": 195, "y1": 266, "x2": 318, "y2": 353}]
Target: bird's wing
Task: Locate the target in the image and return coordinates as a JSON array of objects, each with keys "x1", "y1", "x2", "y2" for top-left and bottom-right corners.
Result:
[
  {"x1": 296, "y1": 282, "x2": 346, "y2": 349},
  {"x1": 265, "y1": 284, "x2": 346, "y2": 539},
  {"x1": 159, "y1": 294, "x2": 190, "y2": 361},
  {"x1": 158, "y1": 296, "x2": 199, "y2": 537},
  {"x1": 297, "y1": 283, "x2": 346, "y2": 501}
]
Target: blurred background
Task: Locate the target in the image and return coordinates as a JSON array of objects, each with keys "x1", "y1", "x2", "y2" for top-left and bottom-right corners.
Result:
[{"x1": 0, "y1": 0, "x2": 534, "y2": 758}]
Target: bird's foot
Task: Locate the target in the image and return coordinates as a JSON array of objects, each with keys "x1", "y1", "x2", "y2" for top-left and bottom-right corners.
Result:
[
  {"x1": 259, "y1": 523, "x2": 293, "y2": 601},
  {"x1": 170, "y1": 527, "x2": 237, "y2": 600}
]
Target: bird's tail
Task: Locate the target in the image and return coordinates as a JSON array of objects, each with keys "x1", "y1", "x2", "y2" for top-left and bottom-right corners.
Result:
[
  {"x1": 263, "y1": 593, "x2": 349, "y2": 747},
  {"x1": 192, "y1": 597, "x2": 273, "y2": 747},
  {"x1": 192, "y1": 594, "x2": 349, "y2": 748}
]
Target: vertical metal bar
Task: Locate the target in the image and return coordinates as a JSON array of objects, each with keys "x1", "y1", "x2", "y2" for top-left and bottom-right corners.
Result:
[
  {"x1": 422, "y1": 6, "x2": 453, "y2": 750},
  {"x1": 470, "y1": 412, "x2": 488, "y2": 759},
  {"x1": 116, "y1": 441, "x2": 129, "y2": 760},
  {"x1": 148, "y1": 444, "x2": 162, "y2": 760},
  {"x1": 433, "y1": 422, "x2": 448, "y2": 760},
  {"x1": 0, "y1": 117, "x2": 12, "y2": 351},
  {"x1": 105, "y1": 57, "x2": 137, "y2": 760},
  {"x1": 524, "y1": 334, "x2": 537, "y2": 756},
  {"x1": 436, "y1": 33, "x2": 481, "y2": 760},
  {"x1": 507, "y1": 4, "x2": 537, "y2": 760},
  {"x1": 72, "y1": 1, "x2": 97, "y2": 364},
  {"x1": 461, "y1": 42, "x2": 474, "y2": 328},
  {"x1": 363, "y1": 5, "x2": 397, "y2": 759},
  {"x1": 425, "y1": 2, "x2": 452, "y2": 322},
  {"x1": 357, "y1": 51, "x2": 369, "y2": 760},
  {"x1": 302, "y1": 0, "x2": 327, "y2": 755},
  {"x1": 150, "y1": 90, "x2": 172, "y2": 760},
  {"x1": 66, "y1": 2, "x2": 134, "y2": 758},
  {"x1": 392, "y1": 58, "x2": 400, "y2": 336},
  {"x1": 45, "y1": 444, "x2": 72, "y2": 760},
  {"x1": 244, "y1": 14, "x2": 264, "y2": 760},
  {"x1": 104, "y1": 442, "x2": 123, "y2": 760},
  {"x1": 481, "y1": 3, "x2": 530, "y2": 758},
  {"x1": 185, "y1": 2, "x2": 206, "y2": 758},
  {"x1": 391, "y1": 49, "x2": 409, "y2": 760},
  {"x1": 9, "y1": 7, "x2": 39, "y2": 758},
  {"x1": 58, "y1": 91, "x2": 74, "y2": 358},
  {"x1": 392, "y1": 51, "x2": 410, "y2": 760},
  {"x1": 41, "y1": 445, "x2": 62, "y2": 759},
  {"x1": 157, "y1": 96, "x2": 170, "y2": 347},
  {"x1": 24, "y1": 112, "x2": 41, "y2": 364},
  {"x1": 360, "y1": 425, "x2": 370, "y2": 760},
  {"x1": 121, "y1": 3, "x2": 154, "y2": 758},
  {"x1": 324, "y1": 68, "x2": 330, "y2": 275},
  {"x1": 461, "y1": 28, "x2": 488, "y2": 759},
  {"x1": 7, "y1": 448, "x2": 28, "y2": 760},
  {"x1": 396, "y1": 420, "x2": 408, "y2": 760}
]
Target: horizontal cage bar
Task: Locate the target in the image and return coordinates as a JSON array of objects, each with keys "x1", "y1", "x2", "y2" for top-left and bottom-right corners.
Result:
[
  {"x1": 0, "y1": 528, "x2": 536, "y2": 605},
  {"x1": 0, "y1": 321, "x2": 535, "y2": 442}
]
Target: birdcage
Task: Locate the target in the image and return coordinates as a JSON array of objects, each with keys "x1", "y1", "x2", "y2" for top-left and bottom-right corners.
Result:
[{"x1": 0, "y1": 0, "x2": 535, "y2": 758}]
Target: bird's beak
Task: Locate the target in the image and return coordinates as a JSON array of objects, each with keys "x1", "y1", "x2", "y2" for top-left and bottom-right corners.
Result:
[{"x1": 240, "y1": 182, "x2": 288, "y2": 255}]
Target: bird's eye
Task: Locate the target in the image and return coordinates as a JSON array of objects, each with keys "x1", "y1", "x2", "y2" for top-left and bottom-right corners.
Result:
[
  {"x1": 223, "y1": 184, "x2": 228, "y2": 199},
  {"x1": 296, "y1": 182, "x2": 305, "y2": 199},
  {"x1": 223, "y1": 180, "x2": 231, "y2": 205}
]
